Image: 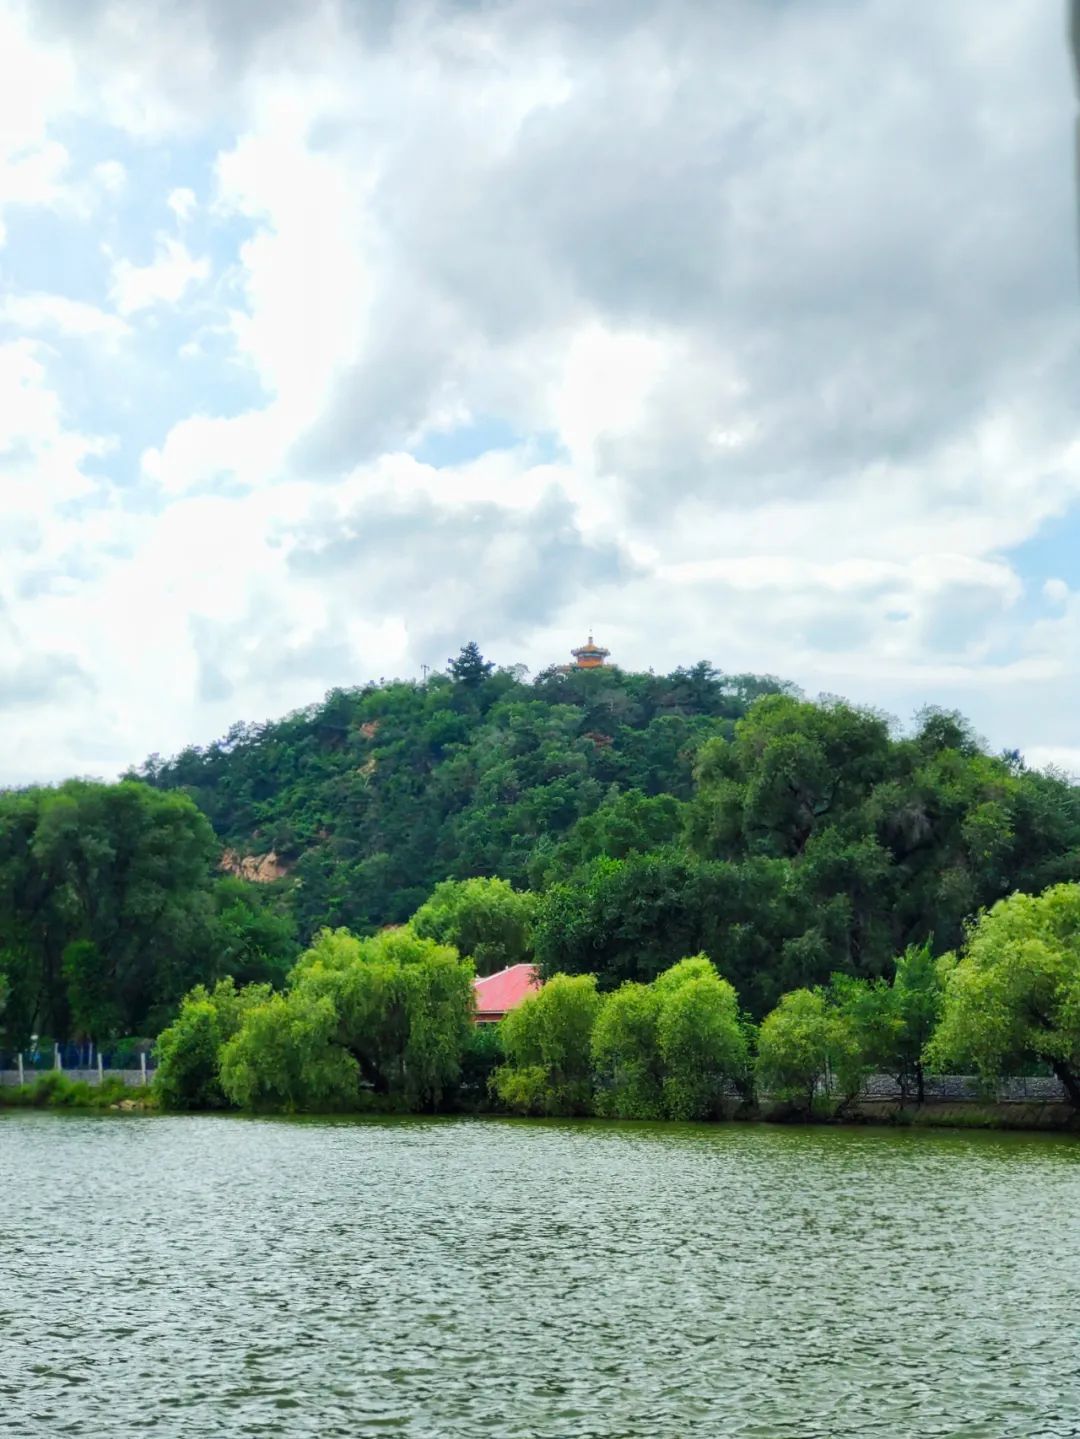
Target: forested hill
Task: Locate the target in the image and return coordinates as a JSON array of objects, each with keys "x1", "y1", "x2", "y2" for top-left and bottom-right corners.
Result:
[
  {"x1": 133, "y1": 644, "x2": 1080, "y2": 1014},
  {"x1": 134, "y1": 649, "x2": 791, "y2": 939}
]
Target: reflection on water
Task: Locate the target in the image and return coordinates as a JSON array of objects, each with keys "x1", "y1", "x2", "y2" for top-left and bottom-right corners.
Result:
[{"x1": 2, "y1": 1114, "x2": 1079, "y2": 1437}]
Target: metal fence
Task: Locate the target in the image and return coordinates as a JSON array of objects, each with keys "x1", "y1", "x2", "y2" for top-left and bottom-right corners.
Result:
[{"x1": 0, "y1": 1042, "x2": 156, "y2": 1087}]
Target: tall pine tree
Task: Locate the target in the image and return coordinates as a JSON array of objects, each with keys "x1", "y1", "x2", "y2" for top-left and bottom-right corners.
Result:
[{"x1": 448, "y1": 641, "x2": 494, "y2": 687}]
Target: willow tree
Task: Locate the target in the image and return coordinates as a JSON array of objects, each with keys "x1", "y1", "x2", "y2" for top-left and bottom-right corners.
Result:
[
  {"x1": 492, "y1": 973, "x2": 601, "y2": 1115},
  {"x1": 590, "y1": 956, "x2": 749, "y2": 1121},
  {"x1": 219, "y1": 988, "x2": 358, "y2": 1111},
  {"x1": 755, "y1": 988, "x2": 862, "y2": 1113},
  {"x1": 927, "y1": 884, "x2": 1080, "y2": 1105},
  {"x1": 591, "y1": 981, "x2": 663, "y2": 1119},
  {"x1": 411, "y1": 877, "x2": 535, "y2": 975},
  {"x1": 653, "y1": 956, "x2": 749, "y2": 1120},
  {"x1": 155, "y1": 977, "x2": 272, "y2": 1110},
  {"x1": 290, "y1": 925, "x2": 475, "y2": 1110}
]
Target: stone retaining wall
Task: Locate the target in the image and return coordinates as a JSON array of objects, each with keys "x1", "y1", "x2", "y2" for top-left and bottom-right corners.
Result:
[{"x1": 856, "y1": 1073, "x2": 1066, "y2": 1103}]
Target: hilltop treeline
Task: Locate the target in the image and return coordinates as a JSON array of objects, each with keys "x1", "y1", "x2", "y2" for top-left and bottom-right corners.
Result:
[
  {"x1": 134, "y1": 649, "x2": 789, "y2": 938},
  {"x1": 136, "y1": 646, "x2": 1080, "y2": 1013},
  {"x1": 4, "y1": 645, "x2": 1080, "y2": 1046}
]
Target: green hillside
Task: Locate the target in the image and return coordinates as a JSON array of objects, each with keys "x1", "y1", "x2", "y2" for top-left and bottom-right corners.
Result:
[
  {"x1": 5, "y1": 644, "x2": 1080, "y2": 1049},
  {"x1": 134, "y1": 644, "x2": 1080, "y2": 1014},
  {"x1": 133, "y1": 651, "x2": 788, "y2": 934}
]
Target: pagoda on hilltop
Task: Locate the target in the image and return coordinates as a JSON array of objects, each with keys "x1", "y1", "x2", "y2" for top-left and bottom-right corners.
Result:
[{"x1": 570, "y1": 633, "x2": 611, "y2": 669}]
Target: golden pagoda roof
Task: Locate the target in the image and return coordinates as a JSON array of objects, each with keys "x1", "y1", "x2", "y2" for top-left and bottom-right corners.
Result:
[{"x1": 570, "y1": 634, "x2": 611, "y2": 666}]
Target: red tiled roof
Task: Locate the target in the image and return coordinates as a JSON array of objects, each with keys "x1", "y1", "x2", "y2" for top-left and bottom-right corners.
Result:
[{"x1": 473, "y1": 963, "x2": 540, "y2": 1017}]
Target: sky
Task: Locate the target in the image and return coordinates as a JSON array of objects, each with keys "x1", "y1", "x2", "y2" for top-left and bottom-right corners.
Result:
[{"x1": 0, "y1": 0, "x2": 1078, "y2": 785}]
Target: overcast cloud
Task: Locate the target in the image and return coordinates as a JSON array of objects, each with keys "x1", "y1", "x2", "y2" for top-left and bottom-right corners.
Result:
[{"x1": 0, "y1": 0, "x2": 1078, "y2": 783}]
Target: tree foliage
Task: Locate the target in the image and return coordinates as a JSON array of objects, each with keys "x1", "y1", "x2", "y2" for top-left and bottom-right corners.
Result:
[
  {"x1": 493, "y1": 973, "x2": 601, "y2": 1115},
  {"x1": 890, "y1": 942, "x2": 944, "y2": 1101},
  {"x1": 411, "y1": 876, "x2": 534, "y2": 975},
  {"x1": 510, "y1": 955, "x2": 748, "y2": 1121},
  {"x1": 448, "y1": 641, "x2": 496, "y2": 687},
  {"x1": 533, "y1": 850, "x2": 818, "y2": 1013},
  {"x1": 654, "y1": 958, "x2": 749, "y2": 1120},
  {"x1": 0, "y1": 780, "x2": 301, "y2": 1047},
  {"x1": 11, "y1": 649, "x2": 1080, "y2": 1062},
  {"x1": 755, "y1": 988, "x2": 863, "y2": 1112},
  {"x1": 155, "y1": 924, "x2": 477, "y2": 1114},
  {"x1": 0, "y1": 781, "x2": 220, "y2": 1042},
  {"x1": 219, "y1": 988, "x2": 359, "y2": 1112},
  {"x1": 134, "y1": 661, "x2": 791, "y2": 944},
  {"x1": 155, "y1": 977, "x2": 272, "y2": 1110},
  {"x1": 133, "y1": 658, "x2": 1080, "y2": 1022},
  {"x1": 591, "y1": 981, "x2": 664, "y2": 1119},
  {"x1": 210, "y1": 878, "x2": 298, "y2": 988},
  {"x1": 927, "y1": 884, "x2": 1080, "y2": 1103},
  {"x1": 289, "y1": 926, "x2": 476, "y2": 1109},
  {"x1": 153, "y1": 879, "x2": 1080, "y2": 1116}
]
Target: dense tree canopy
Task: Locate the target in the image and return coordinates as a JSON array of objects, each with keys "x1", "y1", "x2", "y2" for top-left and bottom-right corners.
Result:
[
  {"x1": 654, "y1": 957, "x2": 750, "y2": 1120},
  {"x1": 10, "y1": 653, "x2": 1080, "y2": 1059},
  {"x1": 591, "y1": 979, "x2": 665, "y2": 1119},
  {"x1": 0, "y1": 780, "x2": 296, "y2": 1046},
  {"x1": 152, "y1": 882, "x2": 1080, "y2": 1117},
  {"x1": 0, "y1": 781, "x2": 218, "y2": 1042},
  {"x1": 493, "y1": 973, "x2": 602, "y2": 1116},
  {"x1": 287, "y1": 926, "x2": 476, "y2": 1109},
  {"x1": 157, "y1": 925, "x2": 478, "y2": 1115},
  {"x1": 134, "y1": 660, "x2": 789, "y2": 941},
  {"x1": 132, "y1": 665, "x2": 1080, "y2": 1019},
  {"x1": 410, "y1": 876, "x2": 534, "y2": 975},
  {"x1": 220, "y1": 987, "x2": 358, "y2": 1112},
  {"x1": 755, "y1": 988, "x2": 862, "y2": 1112},
  {"x1": 928, "y1": 885, "x2": 1080, "y2": 1104},
  {"x1": 155, "y1": 977, "x2": 273, "y2": 1110}
]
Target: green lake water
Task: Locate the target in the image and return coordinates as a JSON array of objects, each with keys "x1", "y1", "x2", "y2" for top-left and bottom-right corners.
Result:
[{"x1": 3, "y1": 1113, "x2": 1079, "y2": 1437}]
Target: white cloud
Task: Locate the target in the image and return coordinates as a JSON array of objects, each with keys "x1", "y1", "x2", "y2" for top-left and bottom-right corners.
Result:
[
  {"x1": 0, "y1": 291, "x2": 130, "y2": 342},
  {"x1": 167, "y1": 186, "x2": 196, "y2": 222},
  {"x1": 108, "y1": 234, "x2": 211, "y2": 315},
  {"x1": 0, "y1": 0, "x2": 1078, "y2": 784},
  {"x1": 1044, "y1": 577, "x2": 1069, "y2": 604},
  {"x1": 0, "y1": 340, "x2": 106, "y2": 502},
  {"x1": 214, "y1": 118, "x2": 372, "y2": 417},
  {"x1": 92, "y1": 159, "x2": 126, "y2": 193},
  {"x1": 141, "y1": 408, "x2": 291, "y2": 495},
  {"x1": 0, "y1": 5, "x2": 76, "y2": 240}
]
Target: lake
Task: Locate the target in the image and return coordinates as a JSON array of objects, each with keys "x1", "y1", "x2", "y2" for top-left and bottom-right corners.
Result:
[{"x1": 3, "y1": 1113, "x2": 1079, "y2": 1437}]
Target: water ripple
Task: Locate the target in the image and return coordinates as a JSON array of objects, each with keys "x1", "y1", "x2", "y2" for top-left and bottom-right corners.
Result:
[{"x1": 2, "y1": 1113, "x2": 1079, "y2": 1437}]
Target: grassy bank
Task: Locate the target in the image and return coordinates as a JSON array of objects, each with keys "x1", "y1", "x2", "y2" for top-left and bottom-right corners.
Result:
[
  {"x1": 842, "y1": 1098, "x2": 1080, "y2": 1132},
  {"x1": 0, "y1": 1074, "x2": 155, "y2": 1111}
]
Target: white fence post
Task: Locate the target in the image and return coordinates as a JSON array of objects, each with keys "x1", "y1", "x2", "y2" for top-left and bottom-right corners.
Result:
[
  {"x1": 140, "y1": 1052, "x2": 147, "y2": 1086},
  {"x1": 54, "y1": 1042, "x2": 61, "y2": 1072},
  {"x1": 17, "y1": 1053, "x2": 24, "y2": 1087},
  {"x1": 97, "y1": 1053, "x2": 104, "y2": 1084}
]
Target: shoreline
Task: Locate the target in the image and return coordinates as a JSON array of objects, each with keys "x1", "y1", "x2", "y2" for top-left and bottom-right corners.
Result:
[{"x1": 4, "y1": 1078, "x2": 1078, "y2": 1134}]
